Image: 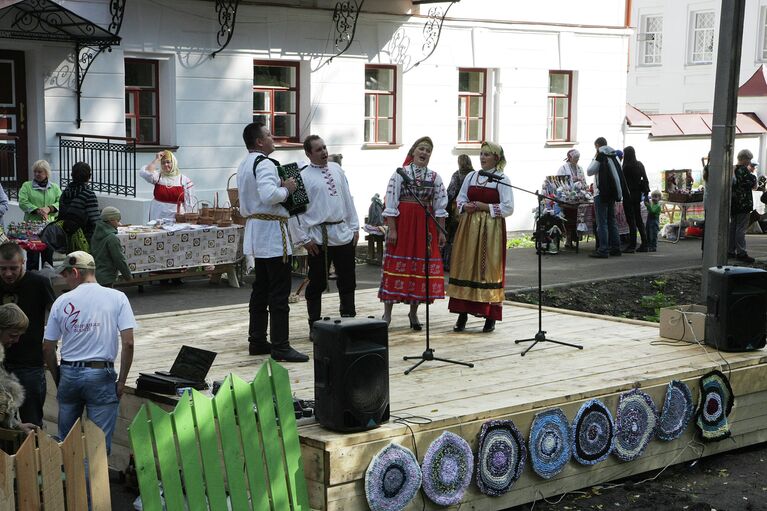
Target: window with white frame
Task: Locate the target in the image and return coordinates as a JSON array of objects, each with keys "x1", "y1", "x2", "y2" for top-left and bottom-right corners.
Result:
[
  {"x1": 690, "y1": 11, "x2": 715, "y2": 64},
  {"x1": 364, "y1": 65, "x2": 397, "y2": 144},
  {"x1": 639, "y1": 15, "x2": 663, "y2": 65},
  {"x1": 761, "y1": 6, "x2": 767, "y2": 60},
  {"x1": 458, "y1": 68, "x2": 486, "y2": 143},
  {"x1": 547, "y1": 71, "x2": 573, "y2": 142},
  {"x1": 253, "y1": 61, "x2": 299, "y2": 142}
]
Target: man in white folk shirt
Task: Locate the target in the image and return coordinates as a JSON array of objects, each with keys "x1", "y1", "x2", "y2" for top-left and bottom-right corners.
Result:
[
  {"x1": 289, "y1": 136, "x2": 359, "y2": 332},
  {"x1": 237, "y1": 122, "x2": 309, "y2": 362}
]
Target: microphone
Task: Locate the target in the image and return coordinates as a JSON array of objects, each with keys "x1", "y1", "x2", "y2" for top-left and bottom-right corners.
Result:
[
  {"x1": 478, "y1": 170, "x2": 504, "y2": 182},
  {"x1": 396, "y1": 167, "x2": 412, "y2": 185}
]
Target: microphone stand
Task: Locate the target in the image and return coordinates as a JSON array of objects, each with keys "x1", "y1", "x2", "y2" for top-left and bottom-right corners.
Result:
[
  {"x1": 399, "y1": 171, "x2": 474, "y2": 375},
  {"x1": 509, "y1": 183, "x2": 583, "y2": 356}
]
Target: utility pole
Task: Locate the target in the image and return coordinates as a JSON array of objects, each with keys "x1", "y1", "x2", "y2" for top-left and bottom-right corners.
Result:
[{"x1": 702, "y1": 0, "x2": 746, "y2": 296}]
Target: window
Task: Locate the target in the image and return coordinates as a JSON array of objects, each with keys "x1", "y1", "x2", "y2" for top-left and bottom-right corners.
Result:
[
  {"x1": 457, "y1": 69, "x2": 486, "y2": 143},
  {"x1": 125, "y1": 59, "x2": 159, "y2": 144},
  {"x1": 761, "y1": 6, "x2": 767, "y2": 60},
  {"x1": 690, "y1": 11, "x2": 715, "y2": 64},
  {"x1": 547, "y1": 71, "x2": 572, "y2": 142},
  {"x1": 639, "y1": 15, "x2": 663, "y2": 65},
  {"x1": 253, "y1": 61, "x2": 299, "y2": 142},
  {"x1": 364, "y1": 65, "x2": 397, "y2": 144}
]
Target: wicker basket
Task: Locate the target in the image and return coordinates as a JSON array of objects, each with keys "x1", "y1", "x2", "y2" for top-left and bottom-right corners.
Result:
[
  {"x1": 227, "y1": 173, "x2": 239, "y2": 208},
  {"x1": 232, "y1": 207, "x2": 247, "y2": 226},
  {"x1": 175, "y1": 197, "x2": 198, "y2": 223}
]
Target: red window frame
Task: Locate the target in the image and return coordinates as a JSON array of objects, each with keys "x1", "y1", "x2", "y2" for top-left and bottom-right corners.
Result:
[
  {"x1": 547, "y1": 70, "x2": 573, "y2": 142},
  {"x1": 458, "y1": 68, "x2": 487, "y2": 144},
  {"x1": 364, "y1": 64, "x2": 397, "y2": 144},
  {"x1": 253, "y1": 60, "x2": 300, "y2": 143},
  {"x1": 124, "y1": 58, "x2": 160, "y2": 144}
]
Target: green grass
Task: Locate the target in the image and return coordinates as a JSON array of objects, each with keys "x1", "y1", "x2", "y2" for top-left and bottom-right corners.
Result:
[{"x1": 507, "y1": 235, "x2": 536, "y2": 249}]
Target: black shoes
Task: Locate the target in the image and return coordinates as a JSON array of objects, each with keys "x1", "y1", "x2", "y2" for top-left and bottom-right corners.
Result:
[
  {"x1": 408, "y1": 313, "x2": 423, "y2": 331},
  {"x1": 622, "y1": 247, "x2": 635, "y2": 253},
  {"x1": 248, "y1": 341, "x2": 272, "y2": 355},
  {"x1": 271, "y1": 347, "x2": 309, "y2": 363},
  {"x1": 736, "y1": 253, "x2": 756, "y2": 263},
  {"x1": 483, "y1": 318, "x2": 496, "y2": 333},
  {"x1": 609, "y1": 249, "x2": 622, "y2": 256},
  {"x1": 636, "y1": 245, "x2": 649, "y2": 252},
  {"x1": 589, "y1": 252, "x2": 608, "y2": 259},
  {"x1": 453, "y1": 313, "x2": 468, "y2": 332}
]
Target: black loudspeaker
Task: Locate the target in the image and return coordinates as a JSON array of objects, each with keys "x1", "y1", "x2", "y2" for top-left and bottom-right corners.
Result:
[
  {"x1": 313, "y1": 317, "x2": 390, "y2": 432},
  {"x1": 705, "y1": 266, "x2": 767, "y2": 352}
]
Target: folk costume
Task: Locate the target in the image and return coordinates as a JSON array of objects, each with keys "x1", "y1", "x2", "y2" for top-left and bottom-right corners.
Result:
[
  {"x1": 447, "y1": 143, "x2": 514, "y2": 328},
  {"x1": 378, "y1": 158, "x2": 448, "y2": 304},
  {"x1": 237, "y1": 149, "x2": 306, "y2": 362},
  {"x1": 289, "y1": 161, "x2": 359, "y2": 326},
  {"x1": 556, "y1": 149, "x2": 587, "y2": 186},
  {"x1": 139, "y1": 150, "x2": 195, "y2": 221}
]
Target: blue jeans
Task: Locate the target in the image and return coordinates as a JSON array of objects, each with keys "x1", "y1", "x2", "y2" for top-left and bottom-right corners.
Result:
[
  {"x1": 57, "y1": 366, "x2": 119, "y2": 453},
  {"x1": 6, "y1": 366, "x2": 46, "y2": 426},
  {"x1": 646, "y1": 215, "x2": 659, "y2": 249},
  {"x1": 594, "y1": 195, "x2": 620, "y2": 255}
]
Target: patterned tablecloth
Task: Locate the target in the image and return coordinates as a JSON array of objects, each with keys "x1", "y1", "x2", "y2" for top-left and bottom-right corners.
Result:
[
  {"x1": 118, "y1": 225, "x2": 243, "y2": 273},
  {"x1": 577, "y1": 202, "x2": 630, "y2": 235}
]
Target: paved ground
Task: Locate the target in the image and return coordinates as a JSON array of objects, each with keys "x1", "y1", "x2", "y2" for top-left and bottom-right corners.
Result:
[
  {"x1": 110, "y1": 233, "x2": 767, "y2": 510},
  {"x1": 122, "y1": 234, "x2": 767, "y2": 316}
]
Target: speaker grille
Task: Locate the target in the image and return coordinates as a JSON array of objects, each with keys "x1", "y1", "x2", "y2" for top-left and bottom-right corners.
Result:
[{"x1": 345, "y1": 353, "x2": 388, "y2": 412}]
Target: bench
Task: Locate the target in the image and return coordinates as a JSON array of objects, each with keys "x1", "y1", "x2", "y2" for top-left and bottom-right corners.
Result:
[{"x1": 128, "y1": 359, "x2": 310, "y2": 511}]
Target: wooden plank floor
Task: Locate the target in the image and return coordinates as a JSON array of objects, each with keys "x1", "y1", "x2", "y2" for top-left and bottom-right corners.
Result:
[{"x1": 117, "y1": 289, "x2": 767, "y2": 510}]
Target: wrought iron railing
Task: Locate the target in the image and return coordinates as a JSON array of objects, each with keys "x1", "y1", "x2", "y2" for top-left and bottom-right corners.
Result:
[
  {"x1": 58, "y1": 133, "x2": 136, "y2": 197},
  {"x1": 0, "y1": 136, "x2": 21, "y2": 200}
]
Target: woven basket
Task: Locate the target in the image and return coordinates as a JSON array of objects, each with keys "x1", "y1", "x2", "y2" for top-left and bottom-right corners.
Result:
[
  {"x1": 227, "y1": 173, "x2": 239, "y2": 208},
  {"x1": 175, "y1": 197, "x2": 198, "y2": 224},
  {"x1": 232, "y1": 207, "x2": 247, "y2": 226},
  {"x1": 212, "y1": 193, "x2": 232, "y2": 223}
]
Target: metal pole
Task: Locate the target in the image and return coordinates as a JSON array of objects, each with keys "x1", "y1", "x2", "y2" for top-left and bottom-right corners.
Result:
[{"x1": 702, "y1": 0, "x2": 746, "y2": 296}]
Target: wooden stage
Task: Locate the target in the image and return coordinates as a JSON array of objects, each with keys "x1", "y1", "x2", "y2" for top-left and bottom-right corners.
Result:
[{"x1": 45, "y1": 288, "x2": 767, "y2": 510}]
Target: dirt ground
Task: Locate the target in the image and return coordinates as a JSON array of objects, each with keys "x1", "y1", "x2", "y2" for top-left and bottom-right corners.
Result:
[{"x1": 506, "y1": 263, "x2": 767, "y2": 511}]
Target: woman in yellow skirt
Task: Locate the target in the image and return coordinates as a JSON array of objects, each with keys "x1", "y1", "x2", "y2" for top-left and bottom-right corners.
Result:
[{"x1": 447, "y1": 142, "x2": 514, "y2": 333}]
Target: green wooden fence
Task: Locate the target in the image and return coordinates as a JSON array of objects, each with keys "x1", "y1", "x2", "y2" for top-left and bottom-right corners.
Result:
[{"x1": 128, "y1": 359, "x2": 310, "y2": 511}]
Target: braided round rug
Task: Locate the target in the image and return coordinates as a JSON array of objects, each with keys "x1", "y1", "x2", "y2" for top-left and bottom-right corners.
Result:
[
  {"x1": 364, "y1": 443, "x2": 422, "y2": 511},
  {"x1": 657, "y1": 380, "x2": 694, "y2": 441},
  {"x1": 421, "y1": 431, "x2": 474, "y2": 506},
  {"x1": 528, "y1": 408, "x2": 571, "y2": 479},
  {"x1": 572, "y1": 399, "x2": 615, "y2": 465},
  {"x1": 696, "y1": 369, "x2": 735, "y2": 442},
  {"x1": 475, "y1": 419, "x2": 526, "y2": 496},
  {"x1": 614, "y1": 389, "x2": 658, "y2": 462}
]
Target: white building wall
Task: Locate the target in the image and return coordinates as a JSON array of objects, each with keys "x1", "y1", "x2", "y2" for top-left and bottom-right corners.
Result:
[{"x1": 11, "y1": 0, "x2": 630, "y2": 230}]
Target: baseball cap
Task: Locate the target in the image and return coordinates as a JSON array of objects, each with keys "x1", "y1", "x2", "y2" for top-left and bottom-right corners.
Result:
[{"x1": 57, "y1": 251, "x2": 96, "y2": 273}]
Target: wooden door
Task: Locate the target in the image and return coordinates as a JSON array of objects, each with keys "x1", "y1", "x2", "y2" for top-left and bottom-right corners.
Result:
[{"x1": 0, "y1": 49, "x2": 27, "y2": 199}]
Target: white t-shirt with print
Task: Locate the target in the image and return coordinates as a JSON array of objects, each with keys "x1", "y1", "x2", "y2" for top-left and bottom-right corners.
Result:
[{"x1": 44, "y1": 283, "x2": 136, "y2": 362}]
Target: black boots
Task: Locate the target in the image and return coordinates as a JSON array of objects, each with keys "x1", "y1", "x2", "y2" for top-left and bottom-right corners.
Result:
[
  {"x1": 483, "y1": 318, "x2": 496, "y2": 333},
  {"x1": 453, "y1": 313, "x2": 468, "y2": 332}
]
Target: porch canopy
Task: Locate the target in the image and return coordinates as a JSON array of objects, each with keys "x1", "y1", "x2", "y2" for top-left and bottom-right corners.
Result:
[{"x1": 0, "y1": 0, "x2": 118, "y2": 44}]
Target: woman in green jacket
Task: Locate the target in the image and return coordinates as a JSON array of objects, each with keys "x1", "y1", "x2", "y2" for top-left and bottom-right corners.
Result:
[{"x1": 18, "y1": 160, "x2": 62, "y2": 222}]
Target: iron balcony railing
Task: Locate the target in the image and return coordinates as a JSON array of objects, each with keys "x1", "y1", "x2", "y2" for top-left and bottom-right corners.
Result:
[
  {"x1": 0, "y1": 136, "x2": 21, "y2": 200},
  {"x1": 58, "y1": 133, "x2": 137, "y2": 197}
]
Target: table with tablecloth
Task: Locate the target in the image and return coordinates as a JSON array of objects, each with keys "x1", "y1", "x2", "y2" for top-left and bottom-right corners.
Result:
[
  {"x1": 572, "y1": 202, "x2": 630, "y2": 236},
  {"x1": 117, "y1": 225, "x2": 244, "y2": 284}
]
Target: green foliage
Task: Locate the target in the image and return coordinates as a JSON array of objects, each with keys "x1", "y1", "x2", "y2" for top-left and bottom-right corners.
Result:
[
  {"x1": 652, "y1": 278, "x2": 667, "y2": 291},
  {"x1": 507, "y1": 235, "x2": 536, "y2": 249},
  {"x1": 640, "y1": 291, "x2": 675, "y2": 322}
]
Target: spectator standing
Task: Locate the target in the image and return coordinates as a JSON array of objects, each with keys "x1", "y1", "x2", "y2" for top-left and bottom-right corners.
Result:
[
  {"x1": 621, "y1": 146, "x2": 650, "y2": 252},
  {"x1": 644, "y1": 190, "x2": 662, "y2": 252},
  {"x1": 0, "y1": 242, "x2": 55, "y2": 426},
  {"x1": 57, "y1": 162, "x2": 100, "y2": 251},
  {"x1": 586, "y1": 137, "x2": 626, "y2": 258},
  {"x1": 91, "y1": 207, "x2": 132, "y2": 287},
  {"x1": 43, "y1": 251, "x2": 135, "y2": 452},
  {"x1": 0, "y1": 303, "x2": 39, "y2": 434},
  {"x1": 729, "y1": 149, "x2": 757, "y2": 263}
]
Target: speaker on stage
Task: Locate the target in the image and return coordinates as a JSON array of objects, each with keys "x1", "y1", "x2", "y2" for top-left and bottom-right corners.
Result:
[
  {"x1": 313, "y1": 317, "x2": 389, "y2": 432},
  {"x1": 705, "y1": 266, "x2": 767, "y2": 352}
]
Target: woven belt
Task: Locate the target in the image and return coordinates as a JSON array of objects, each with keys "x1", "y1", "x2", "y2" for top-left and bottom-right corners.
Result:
[
  {"x1": 61, "y1": 360, "x2": 114, "y2": 368},
  {"x1": 248, "y1": 213, "x2": 289, "y2": 262},
  {"x1": 320, "y1": 220, "x2": 343, "y2": 289}
]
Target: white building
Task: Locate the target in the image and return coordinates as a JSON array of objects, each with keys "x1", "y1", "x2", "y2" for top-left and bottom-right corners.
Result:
[
  {"x1": 626, "y1": 0, "x2": 767, "y2": 189},
  {"x1": 0, "y1": 0, "x2": 631, "y2": 230}
]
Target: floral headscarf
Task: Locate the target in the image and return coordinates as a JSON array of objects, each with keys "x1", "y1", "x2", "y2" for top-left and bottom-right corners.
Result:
[
  {"x1": 480, "y1": 141, "x2": 506, "y2": 171},
  {"x1": 403, "y1": 136, "x2": 434, "y2": 166},
  {"x1": 160, "y1": 150, "x2": 180, "y2": 177}
]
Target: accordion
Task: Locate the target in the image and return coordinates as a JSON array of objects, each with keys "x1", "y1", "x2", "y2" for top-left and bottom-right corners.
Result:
[{"x1": 277, "y1": 163, "x2": 309, "y2": 216}]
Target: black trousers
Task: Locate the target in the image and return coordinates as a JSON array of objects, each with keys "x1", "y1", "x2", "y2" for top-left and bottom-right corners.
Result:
[
  {"x1": 305, "y1": 241, "x2": 356, "y2": 323},
  {"x1": 624, "y1": 196, "x2": 647, "y2": 249},
  {"x1": 249, "y1": 256, "x2": 291, "y2": 348}
]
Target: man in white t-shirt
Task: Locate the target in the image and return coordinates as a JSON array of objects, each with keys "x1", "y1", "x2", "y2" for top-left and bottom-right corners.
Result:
[{"x1": 43, "y1": 251, "x2": 135, "y2": 452}]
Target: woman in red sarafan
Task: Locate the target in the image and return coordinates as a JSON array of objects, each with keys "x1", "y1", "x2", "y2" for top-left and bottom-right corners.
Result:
[
  {"x1": 447, "y1": 141, "x2": 514, "y2": 333},
  {"x1": 379, "y1": 136, "x2": 448, "y2": 329},
  {"x1": 139, "y1": 150, "x2": 196, "y2": 221}
]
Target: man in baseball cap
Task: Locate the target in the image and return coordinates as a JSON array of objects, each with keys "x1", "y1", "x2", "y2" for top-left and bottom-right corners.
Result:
[{"x1": 56, "y1": 251, "x2": 96, "y2": 274}]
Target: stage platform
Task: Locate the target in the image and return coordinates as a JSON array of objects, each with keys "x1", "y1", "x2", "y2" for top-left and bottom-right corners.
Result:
[{"x1": 44, "y1": 288, "x2": 767, "y2": 510}]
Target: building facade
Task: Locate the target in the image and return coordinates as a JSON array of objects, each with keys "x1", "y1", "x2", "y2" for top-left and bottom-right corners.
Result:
[{"x1": 1, "y1": 0, "x2": 631, "y2": 230}]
